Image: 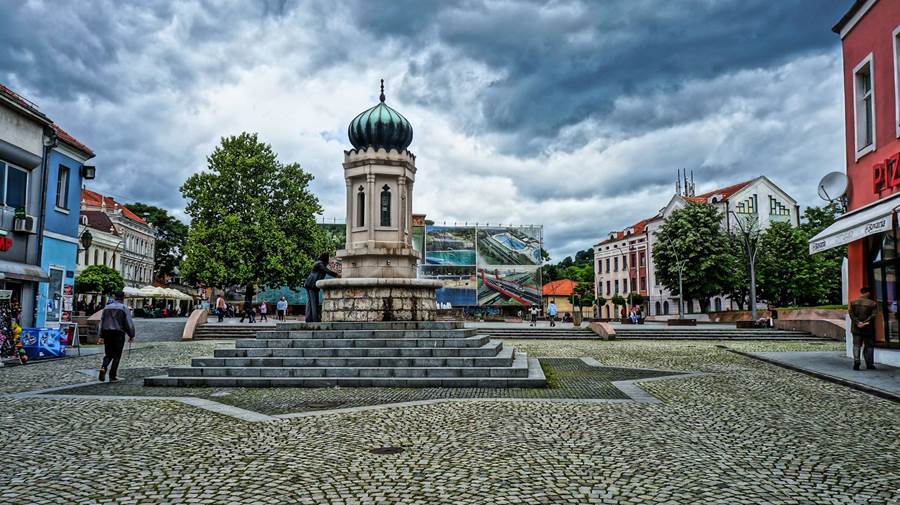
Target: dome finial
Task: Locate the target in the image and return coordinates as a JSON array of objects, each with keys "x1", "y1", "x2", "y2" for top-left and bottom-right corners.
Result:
[{"x1": 379, "y1": 79, "x2": 385, "y2": 103}]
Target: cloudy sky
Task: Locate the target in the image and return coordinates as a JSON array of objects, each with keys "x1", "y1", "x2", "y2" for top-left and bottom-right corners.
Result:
[{"x1": 1, "y1": 0, "x2": 851, "y2": 260}]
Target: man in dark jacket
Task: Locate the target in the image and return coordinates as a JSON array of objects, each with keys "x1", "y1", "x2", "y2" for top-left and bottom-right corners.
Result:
[
  {"x1": 98, "y1": 292, "x2": 136, "y2": 382},
  {"x1": 849, "y1": 287, "x2": 878, "y2": 370},
  {"x1": 305, "y1": 253, "x2": 340, "y2": 323}
]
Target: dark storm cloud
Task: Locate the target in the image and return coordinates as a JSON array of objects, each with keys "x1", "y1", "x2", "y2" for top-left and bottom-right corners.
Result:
[{"x1": 351, "y1": 0, "x2": 849, "y2": 149}]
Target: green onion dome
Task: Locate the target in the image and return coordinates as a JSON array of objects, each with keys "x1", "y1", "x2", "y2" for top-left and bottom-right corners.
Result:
[{"x1": 348, "y1": 80, "x2": 413, "y2": 152}]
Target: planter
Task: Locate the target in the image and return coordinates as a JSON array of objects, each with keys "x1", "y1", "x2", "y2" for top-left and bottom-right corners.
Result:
[{"x1": 667, "y1": 318, "x2": 697, "y2": 326}]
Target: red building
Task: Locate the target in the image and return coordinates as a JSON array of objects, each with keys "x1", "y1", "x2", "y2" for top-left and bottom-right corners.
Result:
[{"x1": 813, "y1": 0, "x2": 900, "y2": 365}]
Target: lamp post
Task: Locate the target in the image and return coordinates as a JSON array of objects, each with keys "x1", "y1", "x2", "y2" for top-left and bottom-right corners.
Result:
[
  {"x1": 670, "y1": 245, "x2": 687, "y2": 319},
  {"x1": 728, "y1": 211, "x2": 760, "y2": 321}
]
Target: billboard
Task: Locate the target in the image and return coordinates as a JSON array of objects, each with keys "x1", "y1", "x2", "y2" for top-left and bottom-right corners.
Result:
[
  {"x1": 423, "y1": 265, "x2": 477, "y2": 306},
  {"x1": 476, "y1": 226, "x2": 542, "y2": 266},
  {"x1": 475, "y1": 265, "x2": 541, "y2": 306},
  {"x1": 425, "y1": 226, "x2": 476, "y2": 266}
]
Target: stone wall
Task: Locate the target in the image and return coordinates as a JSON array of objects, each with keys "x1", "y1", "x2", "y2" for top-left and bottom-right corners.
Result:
[{"x1": 322, "y1": 285, "x2": 438, "y2": 322}]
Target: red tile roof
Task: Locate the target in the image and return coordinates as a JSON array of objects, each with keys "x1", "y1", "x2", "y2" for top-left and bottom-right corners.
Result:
[
  {"x1": 0, "y1": 82, "x2": 48, "y2": 121},
  {"x1": 80, "y1": 210, "x2": 117, "y2": 234},
  {"x1": 52, "y1": 123, "x2": 93, "y2": 157},
  {"x1": 542, "y1": 279, "x2": 577, "y2": 296},
  {"x1": 81, "y1": 188, "x2": 147, "y2": 224},
  {"x1": 691, "y1": 180, "x2": 752, "y2": 202}
]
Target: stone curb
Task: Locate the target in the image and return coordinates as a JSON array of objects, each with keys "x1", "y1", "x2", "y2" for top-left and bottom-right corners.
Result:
[{"x1": 726, "y1": 348, "x2": 900, "y2": 404}]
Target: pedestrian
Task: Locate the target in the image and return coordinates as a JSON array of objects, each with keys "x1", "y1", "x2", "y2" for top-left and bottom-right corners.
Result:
[
  {"x1": 215, "y1": 295, "x2": 226, "y2": 323},
  {"x1": 258, "y1": 301, "x2": 268, "y2": 322},
  {"x1": 276, "y1": 296, "x2": 288, "y2": 321},
  {"x1": 98, "y1": 291, "x2": 135, "y2": 383},
  {"x1": 767, "y1": 303, "x2": 778, "y2": 328},
  {"x1": 529, "y1": 305, "x2": 538, "y2": 326},
  {"x1": 239, "y1": 301, "x2": 256, "y2": 323},
  {"x1": 547, "y1": 300, "x2": 557, "y2": 327},
  {"x1": 305, "y1": 253, "x2": 340, "y2": 323},
  {"x1": 849, "y1": 287, "x2": 878, "y2": 370}
]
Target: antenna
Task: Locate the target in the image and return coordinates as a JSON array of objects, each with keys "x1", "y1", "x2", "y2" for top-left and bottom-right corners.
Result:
[
  {"x1": 676, "y1": 169, "x2": 681, "y2": 195},
  {"x1": 817, "y1": 172, "x2": 848, "y2": 211}
]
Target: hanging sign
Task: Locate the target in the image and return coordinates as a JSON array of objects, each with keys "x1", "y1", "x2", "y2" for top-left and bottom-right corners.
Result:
[{"x1": 0, "y1": 236, "x2": 11, "y2": 252}]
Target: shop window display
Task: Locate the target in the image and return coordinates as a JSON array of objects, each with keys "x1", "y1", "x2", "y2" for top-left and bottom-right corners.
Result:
[{"x1": 866, "y1": 229, "x2": 900, "y2": 348}]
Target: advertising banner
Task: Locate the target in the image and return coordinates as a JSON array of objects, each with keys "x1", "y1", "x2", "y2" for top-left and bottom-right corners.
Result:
[
  {"x1": 476, "y1": 226, "x2": 542, "y2": 266},
  {"x1": 476, "y1": 265, "x2": 541, "y2": 306},
  {"x1": 425, "y1": 226, "x2": 477, "y2": 265},
  {"x1": 423, "y1": 266, "x2": 477, "y2": 306}
]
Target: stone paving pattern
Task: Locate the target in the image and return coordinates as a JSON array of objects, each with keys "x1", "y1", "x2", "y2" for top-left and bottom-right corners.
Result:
[
  {"x1": 48, "y1": 358, "x2": 676, "y2": 414},
  {"x1": 2, "y1": 338, "x2": 899, "y2": 504}
]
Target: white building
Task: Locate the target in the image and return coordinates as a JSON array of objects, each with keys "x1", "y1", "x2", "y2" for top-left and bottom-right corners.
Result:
[
  {"x1": 595, "y1": 175, "x2": 800, "y2": 319},
  {"x1": 80, "y1": 189, "x2": 155, "y2": 287}
]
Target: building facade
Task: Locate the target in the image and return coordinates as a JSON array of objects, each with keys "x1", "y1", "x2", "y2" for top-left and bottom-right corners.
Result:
[
  {"x1": 36, "y1": 126, "x2": 94, "y2": 327},
  {"x1": 0, "y1": 83, "x2": 94, "y2": 328},
  {"x1": 595, "y1": 176, "x2": 799, "y2": 319},
  {"x1": 80, "y1": 189, "x2": 155, "y2": 287},
  {"x1": 811, "y1": 0, "x2": 900, "y2": 366}
]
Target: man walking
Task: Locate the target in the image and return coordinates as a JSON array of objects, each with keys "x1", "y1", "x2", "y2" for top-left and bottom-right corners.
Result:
[
  {"x1": 276, "y1": 296, "x2": 288, "y2": 321},
  {"x1": 215, "y1": 295, "x2": 226, "y2": 323},
  {"x1": 849, "y1": 287, "x2": 878, "y2": 370},
  {"x1": 529, "y1": 305, "x2": 538, "y2": 326},
  {"x1": 547, "y1": 300, "x2": 557, "y2": 327},
  {"x1": 98, "y1": 292, "x2": 135, "y2": 383}
]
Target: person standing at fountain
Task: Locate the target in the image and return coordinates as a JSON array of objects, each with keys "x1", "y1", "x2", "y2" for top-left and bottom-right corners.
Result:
[{"x1": 304, "y1": 253, "x2": 340, "y2": 323}]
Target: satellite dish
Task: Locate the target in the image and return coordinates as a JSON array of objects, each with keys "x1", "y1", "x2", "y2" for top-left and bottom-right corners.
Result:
[{"x1": 817, "y1": 172, "x2": 848, "y2": 202}]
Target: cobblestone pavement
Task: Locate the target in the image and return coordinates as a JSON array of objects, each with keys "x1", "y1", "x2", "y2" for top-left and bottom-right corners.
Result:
[
  {"x1": 2, "y1": 339, "x2": 899, "y2": 504},
  {"x1": 37, "y1": 358, "x2": 679, "y2": 414}
]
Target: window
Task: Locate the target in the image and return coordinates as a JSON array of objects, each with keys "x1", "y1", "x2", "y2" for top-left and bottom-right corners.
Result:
[
  {"x1": 622, "y1": 255, "x2": 627, "y2": 269},
  {"x1": 606, "y1": 281, "x2": 610, "y2": 295},
  {"x1": 613, "y1": 257, "x2": 618, "y2": 271},
  {"x1": 639, "y1": 252, "x2": 645, "y2": 267},
  {"x1": 103, "y1": 251, "x2": 107, "y2": 266},
  {"x1": 854, "y1": 54, "x2": 875, "y2": 156},
  {"x1": 380, "y1": 185, "x2": 391, "y2": 226},
  {"x1": 1, "y1": 162, "x2": 28, "y2": 209},
  {"x1": 614, "y1": 280, "x2": 619, "y2": 294},
  {"x1": 55, "y1": 165, "x2": 70, "y2": 210},
  {"x1": 640, "y1": 277, "x2": 646, "y2": 291},
  {"x1": 356, "y1": 186, "x2": 365, "y2": 227},
  {"x1": 93, "y1": 249, "x2": 98, "y2": 265},
  {"x1": 630, "y1": 253, "x2": 636, "y2": 268},
  {"x1": 605, "y1": 258, "x2": 610, "y2": 272},
  {"x1": 597, "y1": 260, "x2": 602, "y2": 274}
]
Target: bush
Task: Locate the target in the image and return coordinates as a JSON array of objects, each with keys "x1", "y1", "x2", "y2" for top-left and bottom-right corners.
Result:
[{"x1": 75, "y1": 265, "x2": 125, "y2": 295}]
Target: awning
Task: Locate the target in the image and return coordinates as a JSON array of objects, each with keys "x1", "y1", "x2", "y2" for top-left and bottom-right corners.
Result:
[
  {"x1": 0, "y1": 259, "x2": 51, "y2": 282},
  {"x1": 809, "y1": 193, "x2": 900, "y2": 254}
]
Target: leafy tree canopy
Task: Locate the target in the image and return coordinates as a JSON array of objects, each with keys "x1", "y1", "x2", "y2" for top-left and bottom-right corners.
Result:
[
  {"x1": 652, "y1": 202, "x2": 732, "y2": 310},
  {"x1": 75, "y1": 265, "x2": 125, "y2": 295},
  {"x1": 127, "y1": 202, "x2": 188, "y2": 281},
  {"x1": 180, "y1": 133, "x2": 326, "y2": 299}
]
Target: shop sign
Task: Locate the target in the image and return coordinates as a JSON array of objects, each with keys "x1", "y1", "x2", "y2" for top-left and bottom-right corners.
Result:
[
  {"x1": 0, "y1": 236, "x2": 11, "y2": 252},
  {"x1": 872, "y1": 152, "x2": 900, "y2": 193}
]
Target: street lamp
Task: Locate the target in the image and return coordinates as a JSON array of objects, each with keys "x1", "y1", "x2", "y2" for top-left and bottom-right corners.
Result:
[
  {"x1": 80, "y1": 229, "x2": 93, "y2": 250},
  {"x1": 728, "y1": 211, "x2": 760, "y2": 321},
  {"x1": 670, "y1": 245, "x2": 687, "y2": 319}
]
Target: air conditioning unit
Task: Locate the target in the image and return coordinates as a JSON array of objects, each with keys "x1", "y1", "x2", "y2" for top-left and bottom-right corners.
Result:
[{"x1": 13, "y1": 215, "x2": 37, "y2": 234}]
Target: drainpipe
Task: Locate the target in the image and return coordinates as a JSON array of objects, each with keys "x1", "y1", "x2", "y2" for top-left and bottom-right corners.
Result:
[{"x1": 34, "y1": 127, "x2": 58, "y2": 323}]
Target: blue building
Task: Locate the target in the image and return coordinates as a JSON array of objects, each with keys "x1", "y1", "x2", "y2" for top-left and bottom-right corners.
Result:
[{"x1": 35, "y1": 125, "x2": 94, "y2": 327}]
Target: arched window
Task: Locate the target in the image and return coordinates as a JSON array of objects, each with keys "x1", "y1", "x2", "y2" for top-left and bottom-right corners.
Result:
[
  {"x1": 663, "y1": 301, "x2": 669, "y2": 315},
  {"x1": 655, "y1": 301, "x2": 661, "y2": 315},
  {"x1": 94, "y1": 249, "x2": 99, "y2": 265},
  {"x1": 380, "y1": 185, "x2": 391, "y2": 226},
  {"x1": 103, "y1": 251, "x2": 108, "y2": 266},
  {"x1": 356, "y1": 186, "x2": 365, "y2": 227}
]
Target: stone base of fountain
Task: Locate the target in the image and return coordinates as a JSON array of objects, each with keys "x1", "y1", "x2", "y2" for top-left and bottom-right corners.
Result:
[{"x1": 317, "y1": 278, "x2": 442, "y2": 322}]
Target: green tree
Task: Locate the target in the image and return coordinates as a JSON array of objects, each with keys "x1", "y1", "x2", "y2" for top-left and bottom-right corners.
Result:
[
  {"x1": 653, "y1": 203, "x2": 732, "y2": 313},
  {"x1": 595, "y1": 296, "x2": 606, "y2": 308},
  {"x1": 127, "y1": 202, "x2": 189, "y2": 282},
  {"x1": 799, "y1": 203, "x2": 844, "y2": 305},
  {"x1": 75, "y1": 265, "x2": 125, "y2": 295},
  {"x1": 626, "y1": 292, "x2": 645, "y2": 307},
  {"x1": 757, "y1": 221, "x2": 828, "y2": 307},
  {"x1": 180, "y1": 132, "x2": 326, "y2": 306}
]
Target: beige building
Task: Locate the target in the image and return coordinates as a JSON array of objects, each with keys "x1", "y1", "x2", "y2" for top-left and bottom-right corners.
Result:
[{"x1": 80, "y1": 188, "x2": 155, "y2": 287}]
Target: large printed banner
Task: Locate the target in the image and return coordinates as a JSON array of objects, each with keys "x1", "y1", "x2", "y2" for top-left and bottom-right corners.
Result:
[{"x1": 423, "y1": 224, "x2": 542, "y2": 306}]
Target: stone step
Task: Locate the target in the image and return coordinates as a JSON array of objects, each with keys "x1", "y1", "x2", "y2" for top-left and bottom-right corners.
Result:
[
  {"x1": 614, "y1": 335, "x2": 829, "y2": 341},
  {"x1": 255, "y1": 328, "x2": 478, "y2": 339},
  {"x1": 145, "y1": 357, "x2": 546, "y2": 387},
  {"x1": 276, "y1": 321, "x2": 465, "y2": 331},
  {"x1": 235, "y1": 335, "x2": 491, "y2": 349},
  {"x1": 191, "y1": 347, "x2": 515, "y2": 369},
  {"x1": 215, "y1": 340, "x2": 504, "y2": 358}
]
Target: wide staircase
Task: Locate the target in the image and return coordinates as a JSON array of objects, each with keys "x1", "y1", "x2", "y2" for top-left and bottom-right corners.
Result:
[
  {"x1": 614, "y1": 326, "x2": 826, "y2": 341},
  {"x1": 475, "y1": 326, "x2": 596, "y2": 339},
  {"x1": 193, "y1": 323, "x2": 276, "y2": 340},
  {"x1": 146, "y1": 321, "x2": 546, "y2": 388}
]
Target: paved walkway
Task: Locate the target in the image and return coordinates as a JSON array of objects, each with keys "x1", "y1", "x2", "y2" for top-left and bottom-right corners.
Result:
[{"x1": 748, "y1": 350, "x2": 900, "y2": 400}]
